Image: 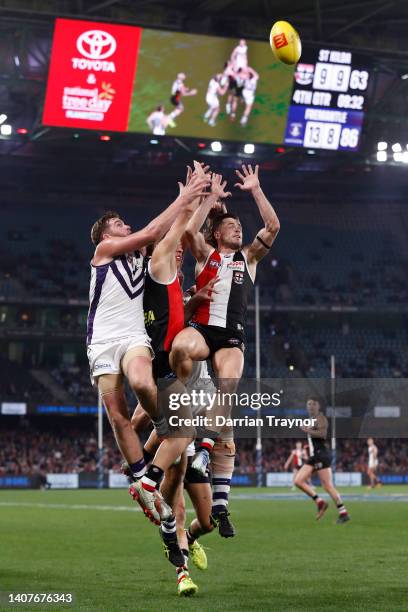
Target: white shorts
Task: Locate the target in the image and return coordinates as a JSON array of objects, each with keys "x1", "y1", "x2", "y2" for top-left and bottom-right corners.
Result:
[
  {"x1": 368, "y1": 461, "x2": 378, "y2": 470},
  {"x1": 242, "y1": 90, "x2": 255, "y2": 106},
  {"x1": 206, "y1": 93, "x2": 219, "y2": 109},
  {"x1": 87, "y1": 334, "x2": 153, "y2": 386}
]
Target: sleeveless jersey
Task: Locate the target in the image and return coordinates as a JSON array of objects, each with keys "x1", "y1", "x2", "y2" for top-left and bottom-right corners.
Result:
[
  {"x1": 293, "y1": 448, "x2": 303, "y2": 468},
  {"x1": 192, "y1": 249, "x2": 254, "y2": 333},
  {"x1": 150, "y1": 111, "x2": 165, "y2": 134},
  {"x1": 234, "y1": 45, "x2": 248, "y2": 69},
  {"x1": 244, "y1": 75, "x2": 258, "y2": 93},
  {"x1": 87, "y1": 252, "x2": 145, "y2": 345},
  {"x1": 143, "y1": 260, "x2": 184, "y2": 353},
  {"x1": 207, "y1": 78, "x2": 219, "y2": 97},
  {"x1": 171, "y1": 79, "x2": 182, "y2": 96},
  {"x1": 368, "y1": 445, "x2": 378, "y2": 468},
  {"x1": 307, "y1": 433, "x2": 327, "y2": 458}
]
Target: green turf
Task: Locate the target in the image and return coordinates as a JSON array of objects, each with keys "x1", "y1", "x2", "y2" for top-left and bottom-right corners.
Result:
[{"x1": 0, "y1": 487, "x2": 407, "y2": 611}]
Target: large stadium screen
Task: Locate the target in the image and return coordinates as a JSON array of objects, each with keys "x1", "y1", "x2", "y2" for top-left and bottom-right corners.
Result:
[{"x1": 43, "y1": 19, "x2": 370, "y2": 151}]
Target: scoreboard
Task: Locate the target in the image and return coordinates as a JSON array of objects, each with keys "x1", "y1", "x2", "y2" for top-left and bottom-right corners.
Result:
[{"x1": 284, "y1": 48, "x2": 371, "y2": 151}]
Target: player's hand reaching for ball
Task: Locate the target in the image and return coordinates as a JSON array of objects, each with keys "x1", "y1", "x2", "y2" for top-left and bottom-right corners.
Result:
[
  {"x1": 178, "y1": 171, "x2": 210, "y2": 202},
  {"x1": 193, "y1": 160, "x2": 211, "y2": 178},
  {"x1": 235, "y1": 164, "x2": 260, "y2": 192},
  {"x1": 211, "y1": 173, "x2": 232, "y2": 200}
]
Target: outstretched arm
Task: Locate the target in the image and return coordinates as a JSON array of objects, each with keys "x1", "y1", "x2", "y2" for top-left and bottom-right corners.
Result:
[
  {"x1": 150, "y1": 170, "x2": 210, "y2": 283},
  {"x1": 94, "y1": 175, "x2": 209, "y2": 263},
  {"x1": 184, "y1": 172, "x2": 231, "y2": 263},
  {"x1": 236, "y1": 164, "x2": 280, "y2": 265}
]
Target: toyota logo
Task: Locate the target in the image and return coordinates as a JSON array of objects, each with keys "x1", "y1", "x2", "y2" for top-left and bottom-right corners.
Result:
[{"x1": 76, "y1": 30, "x2": 117, "y2": 60}]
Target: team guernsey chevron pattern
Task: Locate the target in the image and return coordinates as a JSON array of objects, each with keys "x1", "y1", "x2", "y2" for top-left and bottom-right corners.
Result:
[{"x1": 87, "y1": 252, "x2": 145, "y2": 345}]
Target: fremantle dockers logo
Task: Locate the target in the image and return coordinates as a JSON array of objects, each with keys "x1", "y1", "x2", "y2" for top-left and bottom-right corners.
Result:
[{"x1": 76, "y1": 30, "x2": 117, "y2": 60}]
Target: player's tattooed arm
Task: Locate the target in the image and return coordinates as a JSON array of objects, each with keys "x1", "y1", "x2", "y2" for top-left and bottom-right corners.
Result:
[
  {"x1": 302, "y1": 414, "x2": 328, "y2": 438},
  {"x1": 236, "y1": 164, "x2": 280, "y2": 264}
]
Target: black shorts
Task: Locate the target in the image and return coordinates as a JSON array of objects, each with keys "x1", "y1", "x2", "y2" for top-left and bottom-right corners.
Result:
[
  {"x1": 189, "y1": 322, "x2": 245, "y2": 357},
  {"x1": 170, "y1": 93, "x2": 181, "y2": 107},
  {"x1": 306, "y1": 452, "x2": 332, "y2": 471},
  {"x1": 184, "y1": 458, "x2": 210, "y2": 485},
  {"x1": 152, "y1": 351, "x2": 176, "y2": 383}
]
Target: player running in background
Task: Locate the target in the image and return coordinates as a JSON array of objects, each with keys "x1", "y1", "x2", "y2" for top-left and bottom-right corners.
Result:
[
  {"x1": 367, "y1": 437, "x2": 381, "y2": 489},
  {"x1": 294, "y1": 397, "x2": 351, "y2": 524},
  {"x1": 87, "y1": 172, "x2": 209, "y2": 525},
  {"x1": 284, "y1": 440, "x2": 307, "y2": 490},
  {"x1": 169, "y1": 73, "x2": 197, "y2": 123},
  {"x1": 203, "y1": 74, "x2": 228, "y2": 127},
  {"x1": 170, "y1": 164, "x2": 280, "y2": 500}
]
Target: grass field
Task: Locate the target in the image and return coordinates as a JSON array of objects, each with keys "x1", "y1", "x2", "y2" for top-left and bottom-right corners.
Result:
[{"x1": 1, "y1": 486, "x2": 407, "y2": 611}]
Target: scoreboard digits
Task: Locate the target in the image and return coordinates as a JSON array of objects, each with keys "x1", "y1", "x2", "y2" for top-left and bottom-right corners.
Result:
[{"x1": 284, "y1": 48, "x2": 371, "y2": 151}]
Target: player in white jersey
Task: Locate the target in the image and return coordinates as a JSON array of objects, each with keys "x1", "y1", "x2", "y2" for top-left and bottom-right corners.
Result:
[
  {"x1": 87, "y1": 171, "x2": 210, "y2": 524},
  {"x1": 230, "y1": 39, "x2": 248, "y2": 72},
  {"x1": 146, "y1": 105, "x2": 170, "y2": 136},
  {"x1": 170, "y1": 162, "x2": 280, "y2": 478},
  {"x1": 203, "y1": 74, "x2": 228, "y2": 127},
  {"x1": 240, "y1": 67, "x2": 259, "y2": 126},
  {"x1": 169, "y1": 73, "x2": 197, "y2": 122},
  {"x1": 367, "y1": 437, "x2": 381, "y2": 488}
]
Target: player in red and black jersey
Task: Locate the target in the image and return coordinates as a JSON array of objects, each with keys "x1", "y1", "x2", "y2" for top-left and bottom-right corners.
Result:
[
  {"x1": 129, "y1": 170, "x2": 231, "y2": 595},
  {"x1": 295, "y1": 397, "x2": 351, "y2": 524},
  {"x1": 170, "y1": 163, "x2": 280, "y2": 482}
]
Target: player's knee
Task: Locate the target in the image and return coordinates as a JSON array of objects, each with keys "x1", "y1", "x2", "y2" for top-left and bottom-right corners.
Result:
[
  {"x1": 294, "y1": 474, "x2": 302, "y2": 488},
  {"x1": 169, "y1": 340, "x2": 189, "y2": 367},
  {"x1": 129, "y1": 373, "x2": 155, "y2": 397}
]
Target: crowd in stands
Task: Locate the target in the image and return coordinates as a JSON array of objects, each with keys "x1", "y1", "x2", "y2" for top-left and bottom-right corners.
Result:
[
  {"x1": 1, "y1": 420, "x2": 406, "y2": 476},
  {"x1": 236, "y1": 438, "x2": 408, "y2": 474},
  {"x1": 0, "y1": 423, "x2": 122, "y2": 476}
]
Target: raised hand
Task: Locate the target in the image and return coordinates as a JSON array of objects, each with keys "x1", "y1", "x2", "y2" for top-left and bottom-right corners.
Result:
[
  {"x1": 234, "y1": 164, "x2": 260, "y2": 192},
  {"x1": 178, "y1": 171, "x2": 210, "y2": 201},
  {"x1": 193, "y1": 160, "x2": 211, "y2": 177},
  {"x1": 194, "y1": 277, "x2": 219, "y2": 303},
  {"x1": 211, "y1": 173, "x2": 232, "y2": 200}
]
